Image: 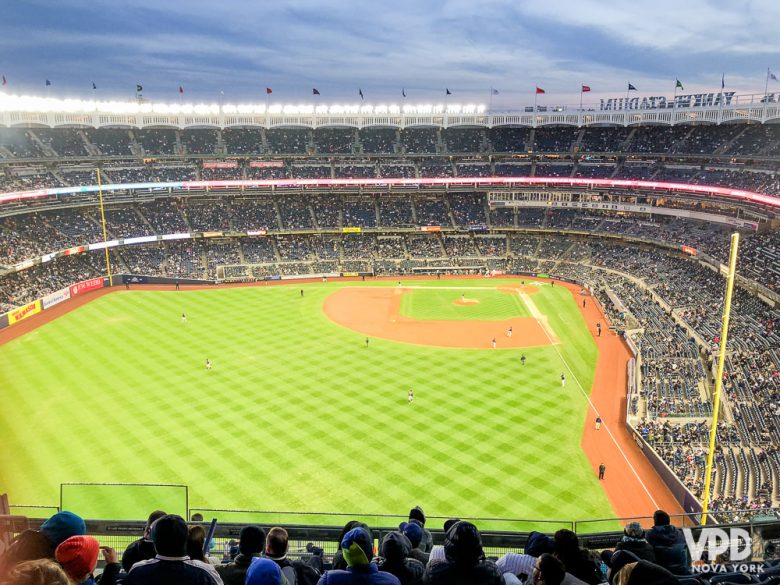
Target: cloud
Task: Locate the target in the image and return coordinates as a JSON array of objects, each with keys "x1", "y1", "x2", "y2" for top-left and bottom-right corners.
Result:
[{"x1": 0, "y1": 0, "x2": 776, "y2": 107}]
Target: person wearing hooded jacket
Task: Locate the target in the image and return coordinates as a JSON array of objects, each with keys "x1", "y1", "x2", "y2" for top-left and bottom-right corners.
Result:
[
  {"x1": 422, "y1": 521, "x2": 502, "y2": 585},
  {"x1": 613, "y1": 560, "x2": 680, "y2": 585},
  {"x1": 407, "y1": 507, "x2": 433, "y2": 554},
  {"x1": 613, "y1": 522, "x2": 655, "y2": 563},
  {"x1": 317, "y1": 527, "x2": 400, "y2": 585},
  {"x1": 375, "y1": 531, "x2": 424, "y2": 585},
  {"x1": 552, "y1": 530, "x2": 602, "y2": 585},
  {"x1": 644, "y1": 511, "x2": 690, "y2": 575}
]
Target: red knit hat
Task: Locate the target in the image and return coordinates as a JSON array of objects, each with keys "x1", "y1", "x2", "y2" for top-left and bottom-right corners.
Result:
[{"x1": 55, "y1": 535, "x2": 100, "y2": 581}]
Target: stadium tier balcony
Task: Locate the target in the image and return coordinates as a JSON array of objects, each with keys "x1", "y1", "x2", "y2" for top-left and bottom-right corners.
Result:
[
  {"x1": 359, "y1": 127, "x2": 398, "y2": 153},
  {"x1": 279, "y1": 197, "x2": 314, "y2": 230},
  {"x1": 314, "y1": 127, "x2": 355, "y2": 154},
  {"x1": 534, "y1": 163, "x2": 573, "y2": 178},
  {"x1": 32, "y1": 128, "x2": 90, "y2": 157},
  {"x1": 488, "y1": 127, "x2": 531, "y2": 153},
  {"x1": 400, "y1": 127, "x2": 438, "y2": 154},
  {"x1": 532, "y1": 126, "x2": 579, "y2": 153},
  {"x1": 241, "y1": 238, "x2": 277, "y2": 263},
  {"x1": 201, "y1": 166, "x2": 244, "y2": 180},
  {"x1": 572, "y1": 163, "x2": 614, "y2": 178},
  {"x1": 578, "y1": 126, "x2": 631, "y2": 153},
  {"x1": 181, "y1": 129, "x2": 218, "y2": 155},
  {"x1": 0, "y1": 127, "x2": 47, "y2": 158},
  {"x1": 342, "y1": 198, "x2": 377, "y2": 228},
  {"x1": 137, "y1": 199, "x2": 188, "y2": 234},
  {"x1": 449, "y1": 192, "x2": 486, "y2": 226},
  {"x1": 378, "y1": 162, "x2": 417, "y2": 178},
  {"x1": 83, "y1": 128, "x2": 134, "y2": 156},
  {"x1": 334, "y1": 164, "x2": 376, "y2": 178},
  {"x1": 266, "y1": 128, "x2": 310, "y2": 154},
  {"x1": 186, "y1": 199, "x2": 231, "y2": 232},
  {"x1": 230, "y1": 197, "x2": 279, "y2": 232},
  {"x1": 135, "y1": 129, "x2": 178, "y2": 156},
  {"x1": 290, "y1": 164, "x2": 331, "y2": 179},
  {"x1": 222, "y1": 127, "x2": 264, "y2": 155},
  {"x1": 413, "y1": 195, "x2": 449, "y2": 226},
  {"x1": 493, "y1": 163, "x2": 532, "y2": 177},
  {"x1": 378, "y1": 196, "x2": 414, "y2": 227},
  {"x1": 443, "y1": 127, "x2": 485, "y2": 153}
]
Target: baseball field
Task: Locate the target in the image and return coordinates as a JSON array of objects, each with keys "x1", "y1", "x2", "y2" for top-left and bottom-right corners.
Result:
[{"x1": 0, "y1": 277, "x2": 617, "y2": 529}]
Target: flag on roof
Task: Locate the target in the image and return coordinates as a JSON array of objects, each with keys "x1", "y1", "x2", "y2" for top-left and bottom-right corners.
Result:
[
  {"x1": 266, "y1": 87, "x2": 272, "y2": 94},
  {"x1": 402, "y1": 88, "x2": 406, "y2": 97},
  {"x1": 45, "y1": 79, "x2": 51, "y2": 86},
  {"x1": 535, "y1": 86, "x2": 545, "y2": 94},
  {"x1": 770, "y1": 70, "x2": 778, "y2": 82},
  {"x1": 313, "y1": 88, "x2": 320, "y2": 95},
  {"x1": 721, "y1": 73, "x2": 725, "y2": 89},
  {"x1": 92, "y1": 82, "x2": 97, "y2": 90},
  {"x1": 2, "y1": 75, "x2": 7, "y2": 86},
  {"x1": 491, "y1": 88, "x2": 499, "y2": 95},
  {"x1": 136, "y1": 84, "x2": 143, "y2": 92},
  {"x1": 628, "y1": 83, "x2": 637, "y2": 91},
  {"x1": 179, "y1": 86, "x2": 184, "y2": 94},
  {"x1": 675, "y1": 79, "x2": 684, "y2": 90},
  {"x1": 446, "y1": 88, "x2": 451, "y2": 95},
  {"x1": 359, "y1": 88, "x2": 364, "y2": 100},
  {"x1": 581, "y1": 85, "x2": 591, "y2": 92}
]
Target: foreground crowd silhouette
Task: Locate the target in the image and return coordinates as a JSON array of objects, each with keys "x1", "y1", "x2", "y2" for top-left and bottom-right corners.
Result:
[{"x1": 3, "y1": 507, "x2": 780, "y2": 585}]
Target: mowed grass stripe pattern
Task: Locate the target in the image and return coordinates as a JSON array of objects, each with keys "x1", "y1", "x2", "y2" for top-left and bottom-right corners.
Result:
[
  {"x1": 0, "y1": 280, "x2": 613, "y2": 523},
  {"x1": 399, "y1": 288, "x2": 531, "y2": 321}
]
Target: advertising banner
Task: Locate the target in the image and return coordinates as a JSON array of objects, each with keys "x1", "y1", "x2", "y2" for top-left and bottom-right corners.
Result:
[
  {"x1": 249, "y1": 161, "x2": 285, "y2": 168},
  {"x1": 203, "y1": 161, "x2": 238, "y2": 169},
  {"x1": 70, "y1": 277, "x2": 104, "y2": 297},
  {"x1": 64, "y1": 245, "x2": 87, "y2": 256},
  {"x1": 342, "y1": 227, "x2": 362, "y2": 234},
  {"x1": 420, "y1": 226, "x2": 441, "y2": 232},
  {"x1": 9, "y1": 300, "x2": 42, "y2": 325},
  {"x1": 246, "y1": 230, "x2": 268, "y2": 236},
  {"x1": 0, "y1": 312, "x2": 8, "y2": 330},
  {"x1": 682, "y1": 245, "x2": 697, "y2": 256},
  {"x1": 42, "y1": 287, "x2": 72, "y2": 310},
  {"x1": 202, "y1": 231, "x2": 224, "y2": 238},
  {"x1": 122, "y1": 275, "x2": 149, "y2": 285}
]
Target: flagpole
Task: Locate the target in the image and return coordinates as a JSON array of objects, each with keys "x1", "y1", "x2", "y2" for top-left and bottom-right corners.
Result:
[
  {"x1": 579, "y1": 86, "x2": 583, "y2": 111},
  {"x1": 673, "y1": 81, "x2": 678, "y2": 117},
  {"x1": 625, "y1": 87, "x2": 630, "y2": 111},
  {"x1": 764, "y1": 68, "x2": 771, "y2": 121},
  {"x1": 718, "y1": 74, "x2": 724, "y2": 123},
  {"x1": 534, "y1": 88, "x2": 538, "y2": 112},
  {"x1": 489, "y1": 87, "x2": 493, "y2": 113}
]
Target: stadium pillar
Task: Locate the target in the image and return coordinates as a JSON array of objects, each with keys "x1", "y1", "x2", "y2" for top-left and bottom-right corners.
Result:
[
  {"x1": 96, "y1": 168, "x2": 113, "y2": 286},
  {"x1": 701, "y1": 232, "x2": 739, "y2": 526}
]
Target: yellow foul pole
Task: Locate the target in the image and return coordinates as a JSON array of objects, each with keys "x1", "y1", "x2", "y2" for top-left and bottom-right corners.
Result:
[
  {"x1": 700, "y1": 232, "x2": 739, "y2": 525},
  {"x1": 96, "y1": 168, "x2": 113, "y2": 286}
]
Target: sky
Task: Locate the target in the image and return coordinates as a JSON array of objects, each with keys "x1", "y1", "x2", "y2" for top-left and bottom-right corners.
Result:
[{"x1": 1, "y1": 0, "x2": 779, "y2": 110}]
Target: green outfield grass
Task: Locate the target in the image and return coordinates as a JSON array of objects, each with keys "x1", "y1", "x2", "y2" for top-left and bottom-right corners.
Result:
[{"x1": 0, "y1": 278, "x2": 614, "y2": 528}]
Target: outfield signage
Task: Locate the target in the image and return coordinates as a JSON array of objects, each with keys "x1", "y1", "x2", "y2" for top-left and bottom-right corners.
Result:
[
  {"x1": 88, "y1": 240, "x2": 120, "y2": 251},
  {"x1": 246, "y1": 229, "x2": 268, "y2": 236},
  {"x1": 64, "y1": 245, "x2": 86, "y2": 256},
  {"x1": 123, "y1": 235, "x2": 157, "y2": 245},
  {"x1": 9, "y1": 300, "x2": 42, "y2": 325},
  {"x1": 682, "y1": 246, "x2": 697, "y2": 256},
  {"x1": 203, "y1": 231, "x2": 224, "y2": 238},
  {"x1": 161, "y1": 233, "x2": 191, "y2": 241},
  {"x1": 70, "y1": 277, "x2": 103, "y2": 297},
  {"x1": 342, "y1": 227, "x2": 362, "y2": 234},
  {"x1": 203, "y1": 161, "x2": 238, "y2": 169},
  {"x1": 249, "y1": 161, "x2": 285, "y2": 168},
  {"x1": 42, "y1": 287, "x2": 72, "y2": 310},
  {"x1": 420, "y1": 226, "x2": 441, "y2": 232}
]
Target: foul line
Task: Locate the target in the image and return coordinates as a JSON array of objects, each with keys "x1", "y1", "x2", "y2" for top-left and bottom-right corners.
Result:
[{"x1": 518, "y1": 291, "x2": 660, "y2": 510}]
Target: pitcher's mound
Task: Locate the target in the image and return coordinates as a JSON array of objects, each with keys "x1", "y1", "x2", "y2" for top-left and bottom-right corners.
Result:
[{"x1": 454, "y1": 298, "x2": 480, "y2": 305}]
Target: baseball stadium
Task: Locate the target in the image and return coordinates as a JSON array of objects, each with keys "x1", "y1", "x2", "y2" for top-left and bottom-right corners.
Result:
[{"x1": 1, "y1": 90, "x2": 780, "y2": 583}]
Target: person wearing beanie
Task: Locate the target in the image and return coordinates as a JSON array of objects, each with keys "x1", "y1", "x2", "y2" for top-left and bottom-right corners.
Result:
[
  {"x1": 122, "y1": 509, "x2": 167, "y2": 572},
  {"x1": 374, "y1": 531, "x2": 424, "y2": 585},
  {"x1": 216, "y1": 525, "x2": 266, "y2": 585},
  {"x1": 426, "y1": 518, "x2": 460, "y2": 566},
  {"x1": 614, "y1": 560, "x2": 680, "y2": 585},
  {"x1": 423, "y1": 521, "x2": 502, "y2": 585},
  {"x1": 0, "y1": 558, "x2": 72, "y2": 585},
  {"x1": 398, "y1": 522, "x2": 429, "y2": 566},
  {"x1": 245, "y1": 557, "x2": 286, "y2": 585},
  {"x1": 613, "y1": 522, "x2": 655, "y2": 563},
  {"x1": 55, "y1": 535, "x2": 99, "y2": 584},
  {"x1": 331, "y1": 521, "x2": 369, "y2": 571},
  {"x1": 407, "y1": 507, "x2": 433, "y2": 554},
  {"x1": 123, "y1": 514, "x2": 223, "y2": 585},
  {"x1": 317, "y1": 527, "x2": 400, "y2": 585},
  {"x1": 264, "y1": 526, "x2": 321, "y2": 585},
  {"x1": 645, "y1": 510, "x2": 690, "y2": 575},
  {"x1": 0, "y1": 510, "x2": 87, "y2": 576}
]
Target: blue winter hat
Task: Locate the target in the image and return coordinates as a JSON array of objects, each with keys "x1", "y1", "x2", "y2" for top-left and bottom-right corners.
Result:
[
  {"x1": 40, "y1": 511, "x2": 86, "y2": 546},
  {"x1": 341, "y1": 527, "x2": 373, "y2": 567},
  {"x1": 245, "y1": 557, "x2": 283, "y2": 585},
  {"x1": 399, "y1": 521, "x2": 423, "y2": 548}
]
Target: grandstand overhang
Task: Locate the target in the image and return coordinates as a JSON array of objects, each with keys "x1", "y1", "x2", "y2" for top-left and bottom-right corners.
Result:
[{"x1": 1, "y1": 92, "x2": 778, "y2": 129}]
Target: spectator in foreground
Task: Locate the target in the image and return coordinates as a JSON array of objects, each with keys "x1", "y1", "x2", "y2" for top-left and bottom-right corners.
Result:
[
  {"x1": 265, "y1": 526, "x2": 321, "y2": 585},
  {"x1": 0, "y1": 558, "x2": 72, "y2": 585},
  {"x1": 0, "y1": 510, "x2": 86, "y2": 576},
  {"x1": 423, "y1": 521, "x2": 502, "y2": 585},
  {"x1": 399, "y1": 522, "x2": 429, "y2": 566},
  {"x1": 613, "y1": 522, "x2": 655, "y2": 562},
  {"x1": 123, "y1": 514, "x2": 223, "y2": 585},
  {"x1": 188, "y1": 524, "x2": 208, "y2": 562},
  {"x1": 426, "y1": 518, "x2": 460, "y2": 565},
  {"x1": 407, "y1": 507, "x2": 433, "y2": 554},
  {"x1": 317, "y1": 527, "x2": 400, "y2": 584},
  {"x1": 54, "y1": 535, "x2": 120, "y2": 585},
  {"x1": 552, "y1": 530, "x2": 601, "y2": 585},
  {"x1": 613, "y1": 560, "x2": 679, "y2": 585},
  {"x1": 122, "y1": 509, "x2": 166, "y2": 572},
  {"x1": 216, "y1": 525, "x2": 265, "y2": 585},
  {"x1": 645, "y1": 510, "x2": 689, "y2": 575},
  {"x1": 331, "y1": 521, "x2": 369, "y2": 571},
  {"x1": 531, "y1": 553, "x2": 566, "y2": 585},
  {"x1": 375, "y1": 531, "x2": 424, "y2": 585},
  {"x1": 245, "y1": 557, "x2": 286, "y2": 585}
]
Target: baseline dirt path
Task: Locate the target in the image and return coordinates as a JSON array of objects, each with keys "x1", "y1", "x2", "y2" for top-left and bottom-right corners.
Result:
[
  {"x1": 567, "y1": 282, "x2": 686, "y2": 520},
  {"x1": 323, "y1": 286, "x2": 552, "y2": 349}
]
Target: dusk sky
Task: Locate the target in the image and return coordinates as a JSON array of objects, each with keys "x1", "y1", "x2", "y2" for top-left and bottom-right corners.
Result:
[{"x1": 1, "y1": 0, "x2": 779, "y2": 110}]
